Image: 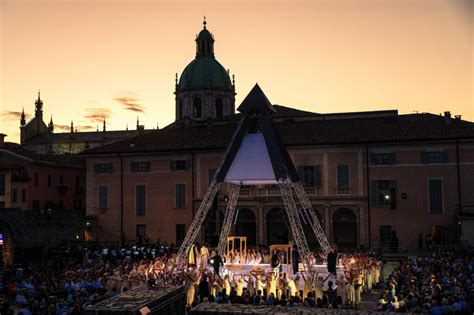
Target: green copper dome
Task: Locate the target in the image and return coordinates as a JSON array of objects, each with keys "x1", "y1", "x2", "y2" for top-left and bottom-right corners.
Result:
[{"x1": 178, "y1": 56, "x2": 231, "y2": 90}]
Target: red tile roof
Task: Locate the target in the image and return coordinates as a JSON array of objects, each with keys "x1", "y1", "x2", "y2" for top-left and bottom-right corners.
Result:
[{"x1": 81, "y1": 106, "x2": 474, "y2": 155}]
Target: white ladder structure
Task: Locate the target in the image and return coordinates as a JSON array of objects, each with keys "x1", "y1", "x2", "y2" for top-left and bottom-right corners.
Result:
[
  {"x1": 292, "y1": 181, "x2": 332, "y2": 255},
  {"x1": 175, "y1": 178, "x2": 221, "y2": 268},
  {"x1": 217, "y1": 183, "x2": 241, "y2": 256}
]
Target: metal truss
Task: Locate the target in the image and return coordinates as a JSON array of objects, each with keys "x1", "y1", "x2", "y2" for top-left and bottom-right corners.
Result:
[
  {"x1": 176, "y1": 179, "x2": 221, "y2": 268},
  {"x1": 292, "y1": 181, "x2": 332, "y2": 255},
  {"x1": 279, "y1": 181, "x2": 313, "y2": 274},
  {"x1": 217, "y1": 183, "x2": 241, "y2": 256}
]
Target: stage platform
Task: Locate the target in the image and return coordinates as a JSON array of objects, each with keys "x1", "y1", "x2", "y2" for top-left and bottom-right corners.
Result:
[
  {"x1": 84, "y1": 286, "x2": 185, "y2": 315},
  {"x1": 224, "y1": 263, "x2": 345, "y2": 276},
  {"x1": 191, "y1": 302, "x2": 411, "y2": 315}
]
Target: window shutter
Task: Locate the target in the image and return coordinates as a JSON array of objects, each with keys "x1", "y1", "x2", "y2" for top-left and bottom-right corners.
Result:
[
  {"x1": 442, "y1": 151, "x2": 448, "y2": 163},
  {"x1": 314, "y1": 166, "x2": 321, "y2": 187},
  {"x1": 370, "y1": 180, "x2": 378, "y2": 206},
  {"x1": 389, "y1": 180, "x2": 397, "y2": 189},
  {"x1": 170, "y1": 160, "x2": 176, "y2": 171},
  {"x1": 421, "y1": 152, "x2": 428, "y2": 164},
  {"x1": 337, "y1": 165, "x2": 350, "y2": 188},
  {"x1": 370, "y1": 153, "x2": 377, "y2": 165},
  {"x1": 297, "y1": 166, "x2": 304, "y2": 185},
  {"x1": 390, "y1": 153, "x2": 396, "y2": 165},
  {"x1": 429, "y1": 179, "x2": 443, "y2": 214},
  {"x1": 131, "y1": 162, "x2": 136, "y2": 172},
  {"x1": 94, "y1": 164, "x2": 99, "y2": 173},
  {"x1": 186, "y1": 160, "x2": 191, "y2": 170}
]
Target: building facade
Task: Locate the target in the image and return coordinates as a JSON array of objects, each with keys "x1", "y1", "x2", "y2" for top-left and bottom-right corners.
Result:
[
  {"x1": 0, "y1": 134, "x2": 86, "y2": 211},
  {"x1": 81, "y1": 21, "x2": 474, "y2": 250},
  {"x1": 82, "y1": 108, "x2": 474, "y2": 250}
]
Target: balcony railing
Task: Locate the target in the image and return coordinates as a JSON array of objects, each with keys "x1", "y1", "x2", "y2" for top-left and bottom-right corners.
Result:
[
  {"x1": 336, "y1": 187, "x2": 351, "y2": 195},
  {"x1": 257, "y1": 187, "x2": 280, "y2": 196},
  {"x1": 239, "y1": 188, "x2": 251, "y2": 196}
]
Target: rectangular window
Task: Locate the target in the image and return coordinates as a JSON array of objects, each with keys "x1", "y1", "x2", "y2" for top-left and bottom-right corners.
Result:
[
  {"x1": 170, "y1": 160, "x2": 187, "y2": 171},
  {"x1": 34, "y1": 173, "x2": 39, "y2": 187},
  {"x1": 136, "y1": 224, "x2": 147, "y2": 240},
  {"x1": 75, "y1": 176, "x2": 80, "y2": 187},
  {"x1": 428, "y1": 179, "x2": 443, "y2": 214},
  {"x1": 0, "y1": 174, "x2": 5, "y2": 195},
  {"x1": 370, "y1": 180, "x2": 397, "y2": 207},
  {"x1": 47, "y1": 174, "x2": 52, "y2": 187},
  {"x1": 94, "y1": 163, "x2": 113, "y2": 174},
  {"x1": 175, "y1": 184, "x2": 186, "y2": 208},
  {"x1": 0, "y1": 201, "x2": 4, "y2": 209},
  {"x1": 131, "y1": 161, "x2": 151, "y2": 173},
  {"x1": 98, "y1": 185, "x2": 109, "y2": 209},
  {"x1": 135, "y1": 185, "x2": 146, "y2": 215},
  {"x1": 74, "y1": 199, "x2": 82, "y2": 210},
  {"x1": 32, "y1": 200, "x2": 40, "y2": 210},
  {"x1": 21, "y1": 189, "x2": 26, "y2": 202},
  {"x1": 297, "y1": 165, "x2": 321, "y2": 187},
  {"x1": 176, "y1": 224, "x2": 186, "y2": 245},
  {"x1": 208, "y1": 168, "x2": 217, "y2": 185},
  {"x1": 12, "y1": 189, "x2": 17, "y2": 203},
  {"x1": 371, "y1": 153, "x2": 396, "y2": 165},
  {"x1": 336, "y1": 165, "x2": 350, "y2": 188},
  {"x1": 59, "y1": 175, "x2": 64, "y2": 185},
  {"x1": 421, "y1": 151, "x2": 448, "y2": 164}
]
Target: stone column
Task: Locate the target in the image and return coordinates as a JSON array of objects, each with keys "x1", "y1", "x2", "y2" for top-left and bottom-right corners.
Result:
[
  {"x1": 359, "y1": 205, "x2": 366, "y2": 248},
  {"x1": 324, "y1": 204, "x2": 331, "y2": 243},
  {"x1": 258, "y1": 206, "x2": 265, "y2": 246}
]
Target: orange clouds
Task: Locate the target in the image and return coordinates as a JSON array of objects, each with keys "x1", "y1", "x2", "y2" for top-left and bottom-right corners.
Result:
[
  {"x1": 113, "y1": 92, "x2": 146, "y2": 113},
  {"x1": 84, "y1": 108, "x2": 112, "y2": 123},
  {"x1": 1, "y1": 111, "x2": 31, "y2": 122}
]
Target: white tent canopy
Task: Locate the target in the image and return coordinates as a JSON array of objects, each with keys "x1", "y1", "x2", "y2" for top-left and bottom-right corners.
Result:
[{"x1": 224, "y1": 133, "x2": 281, "y2": 185}]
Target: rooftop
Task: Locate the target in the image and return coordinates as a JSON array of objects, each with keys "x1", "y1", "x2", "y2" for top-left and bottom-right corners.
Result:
[{"x1": 81, "y1": 105, "x2": 474, "y2": 156}]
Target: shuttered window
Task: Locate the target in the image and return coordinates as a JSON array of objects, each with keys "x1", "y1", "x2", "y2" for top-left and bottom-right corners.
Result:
[
  {"x1": 136, "y1": 185, "x2": 146, "y2": 215},
  {"x1": 428, "y1": 179, "x2": 443, "y2": 214},
  {"x1": 421, "y1": 151, "x2": 448, "y2": 164},
  {"x1": 208, "y1": 168, "x2": 217, "y2": 186},
  {"x1": 337, "y1": 165, "x2": 350, "y2": 188},
  {"x1": 95, "y1": 163, "x2": 113, "y2": 173},
  {"x1": 370, "y1": 180, "x2": 396, "y2": 207},
  {"x1": 370, "y1": 153, "x2": 396, "y2": 165},
  {"x1": 175, "y1": 184, "x2": 186, "y2": 208},
  {"x1": 297, "y1": 165, "x2": 321, "y2": 187},
  {"x1": 98, "y1": 186, "x2": 108, "y2": 209},
  {"x1": 170, "y1": 160, "x2": 188, "y2": 171},
  {"x1": 131, "y1": 161, "x2": 151, "y2": 172}
]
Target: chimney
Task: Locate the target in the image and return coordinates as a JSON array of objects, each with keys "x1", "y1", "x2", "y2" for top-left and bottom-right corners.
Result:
[
  {"x1": 137, "y1": 125, "x2": 145, "y2": 135},
  {"x1": 0, "y1": 133, "x2": 6, "y2": 147},
  {"x1": 444, "y1": 111, "x2": 451, "y2": 125},
  {"x1": 455, "y1": 114, "x2": 462, "y2": 120}
]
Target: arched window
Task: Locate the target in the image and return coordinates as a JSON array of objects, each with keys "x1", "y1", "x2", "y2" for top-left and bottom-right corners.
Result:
[
  {"x1": 215, "y1": 98, "x2": 223, "y2": 118},
  {"x1": 177, "y1": 100, "x2": 183, "y2": 120},
  {"x1": 193, "y1": 97, "x2": 202, "y2": 118}
]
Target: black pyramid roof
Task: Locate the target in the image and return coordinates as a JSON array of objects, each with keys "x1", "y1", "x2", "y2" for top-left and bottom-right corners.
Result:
[{"x1": 237, "y1": 83, "x2": 277, "y2": 115}]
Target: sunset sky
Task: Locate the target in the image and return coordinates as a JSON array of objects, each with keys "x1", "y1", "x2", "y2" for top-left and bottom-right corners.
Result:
[{"x1": 1, "y1": 0, "x2": 472, "y2": 142}]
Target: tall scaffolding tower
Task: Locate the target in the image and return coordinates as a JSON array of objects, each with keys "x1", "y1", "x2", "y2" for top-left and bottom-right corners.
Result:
[{"x1": 176, "y1": 84, "x2": 331, "y2": 272}]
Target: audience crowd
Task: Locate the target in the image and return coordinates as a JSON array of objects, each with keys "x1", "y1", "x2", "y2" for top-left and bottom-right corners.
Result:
[{"x1": 0, "y1": 242, "x2": 471, "y2": 315}]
